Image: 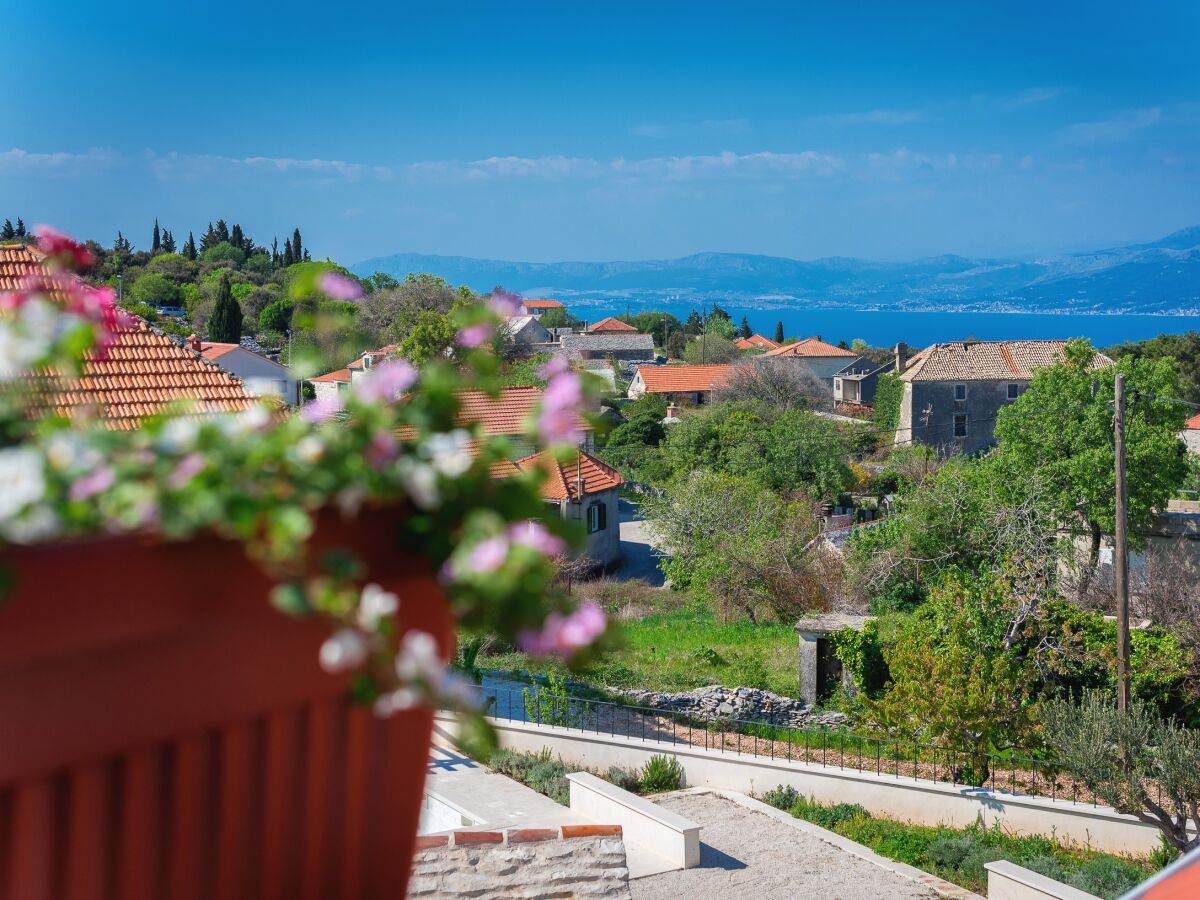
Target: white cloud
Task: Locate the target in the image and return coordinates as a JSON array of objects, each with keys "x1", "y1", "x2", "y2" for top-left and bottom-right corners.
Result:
[
  {"x1": 0, "y1": 147, "x2": 119, "y2": 175},
  {"x1": 147, "y1": 151, "x2": 393, "y2": 181},
  {"x1": 1000, "y1": 86, "x2": 1067, "y2": 109},
  {"x1": 820, "y1": 108, "x2": 924, "y2": 126},
  {"x1": 632, "y1": 123, "x2": 669, "y2": 138},
  {"x1": 1059, "y1": 107, "x2": 1162, "y2": 144}
]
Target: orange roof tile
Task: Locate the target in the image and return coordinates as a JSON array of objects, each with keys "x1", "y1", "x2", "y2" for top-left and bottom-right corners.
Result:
[
  {"x1": 310, "y1": 367, "x2": 352, "y2": 384},
  {"x1": 762, "y1": 336, "x2": 856, "y2": 358},
  {"x1": 588, "y1": 317, "x2": 639, "y2": 333},
  {"x1": 735, "y1": 334, "x2": 781, "y2": 351},
  {"x1": 1186, "y1": 413, "x2": 1200, "y2": 430},
  {"x1": 2, "y1": 245, "x2": 256, "y2": 430},
  {"x1": 899, "y1": 340, "x2": 1114, "y2": 382},
  {"x1": 196, "y1": 341, "x2": 241, "y2": 361},
  {"x1": 517, "y1": 449, "x2": 623, "y2": 500},
  {"x1": 634, "y1": 364, "x2": 733, "y2": 394},
  {"x1": 456, "y1": 386, "x2": 591, "y2": 436},
  {"x1": 521, "y1": 299, "x2": 564, "y2": 309}
]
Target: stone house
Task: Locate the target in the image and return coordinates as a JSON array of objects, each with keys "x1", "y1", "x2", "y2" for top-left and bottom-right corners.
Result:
[
  {"x1": 627, "y1": 364, "x2": 733, "y2": 405},
  {"x1": 501, "y1": 315, "x2": 553, "y2": 350},
  {"x1": 558, "y1": 333, "x2": 656, "y2": 374},
  {"x1": 192, "y1": 337, "x2": 299, "y2": 405},
  {"x1": 307, "y1": 345, "x2": 400, "y2": 403},
  {"x1": 516, "y1": 449, "x2": 624, "y2": 569},
  {"x1": 896, "y1": 340, "x2": 1114, "y2": 455},
  {"x1": 760, "y1": 336, "x2": 858, "y2": 386},
  {"x1": 1182, "y1": 413, "x2": 1200, "y2": 454},
  {"x1": 587, "y1": 316, "x2": 639, "y2": 334}
]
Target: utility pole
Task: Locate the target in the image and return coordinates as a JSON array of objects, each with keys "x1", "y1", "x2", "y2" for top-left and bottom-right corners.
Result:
[{"x1": 1114, "y1": 373, "x2": 1131, "y2": 711}]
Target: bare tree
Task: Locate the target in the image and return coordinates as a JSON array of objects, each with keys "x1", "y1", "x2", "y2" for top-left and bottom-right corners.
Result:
[
  {"x1": 358, "y1": 274, "x2": 463, "y2": 342},
  {"x1": 716, "y1": 359, "x2": 833, "y2": 411}
]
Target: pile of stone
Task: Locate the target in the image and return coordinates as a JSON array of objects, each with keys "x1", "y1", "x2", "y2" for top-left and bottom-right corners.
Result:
[{"x1": 606, "y1": 684, "x2": 848, "y2": 729}]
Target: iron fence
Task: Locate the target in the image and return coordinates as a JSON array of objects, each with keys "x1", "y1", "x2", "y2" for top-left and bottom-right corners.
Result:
[{"x1": 471, "y1": 682, "x2": 1101, "y2": 806}]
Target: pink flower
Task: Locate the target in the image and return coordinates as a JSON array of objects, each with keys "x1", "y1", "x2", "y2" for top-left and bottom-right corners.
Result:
[
  {"x1": 487, "y1": 290, "x2": 523, "y2": 317},
  {"x1": 508, "y1": 521, "x2": 567, "y2": 557},
  {"x1": 538, "y1": 356, "x2": 572, "y2": 380},
  {"x1": 35, "y1": 225, "x2": 93, "y2": 270},
  {"x1": 318, "y1": 271, "x2": 363, "y2": 301},
  {"x1": 319, "y1": 628, "x2": 369, "y2": 673},
  {"x1": 353, "y1": 359, "x2": 417, "y2": 404},
  {"x1": 167, "y1": 453, "x2": 206, "y2": 489},
  {"x1": 365, "y1": 430, "x2": 399, "y2": 468},
  {"x1": 301, "y1": 394, "x2": 342, "y2": 423},
  {"x1": 456, "y1": 323, "x2": 493, "y2": 348},
  {"x1": 466, "y1": 536, "x2": 509, "y2": 573},
  {"x1": 68, "y1": 465, "x2": 115, "y2": 502},
  {"x1": 519, "y1": 601, "x2": 607, "y2": 658},
  {"x1": 538, "y1": 370, "x2": 584, "y2": 445}
]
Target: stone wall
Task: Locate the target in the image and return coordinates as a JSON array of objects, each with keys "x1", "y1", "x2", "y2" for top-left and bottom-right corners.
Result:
[
  {"x1": 410, "y1": 826, "x2": 631, "y2": 899},
  {"x1": 607, "y1": 684, "x2": 848, "y2": 729}
]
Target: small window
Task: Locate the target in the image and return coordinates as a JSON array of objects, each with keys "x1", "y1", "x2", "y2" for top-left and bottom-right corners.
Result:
[
  {"x1": 1007, "y1": 383, "x2": 1020, "y2": 400},
  {"x1": 954, "y1": 384, "x2": 967, "y2": 401},
  {"x1": 834, "y1": 378, "x2": 842, "y2": 391},
  {"x1": 587, "y1": 502, "x2": 607, "y2": 533},
  {"x1": 953, "y1": 414, "x2": 968, "y2": 438}
]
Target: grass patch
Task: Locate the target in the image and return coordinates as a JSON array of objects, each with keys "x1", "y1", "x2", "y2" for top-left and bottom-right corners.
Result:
[
  {"x1": 480, "y1": 602, "x2": 800, "y2": 697},
  {"x1": 759, "y1": 788, "x2": 1153, "y2": 898},
  {"x1": 487, "y1": 748, "x2": 684, "y2": 803}
]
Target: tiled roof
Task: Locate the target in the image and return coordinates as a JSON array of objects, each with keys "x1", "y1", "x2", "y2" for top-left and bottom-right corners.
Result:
[
  {"x1": 1185, "y1": 413, "x2": 1200, "y2": 430},
  {"x1": 899, "y1": 340, "x2": 1115, "y2": 382},
  {"x1": 588, "y1": 317, "x2": 638, "y2": 333},
  {"x1": 521, "y1": 299, "x2": 564, "y2": 309},
  {"x1": 456, "y1": 386, "x2": 591, "y2": 436},
  {"x1": 2, "y1": 245, "x2": 256, "y2": 429},
  {"x1": 762, "y1": 337, "x2": 856, "y2": 358},
  {"x1": 735, "y1": 334, "x2": 780, "y2": 351},
  {"x1": 517, "y1": 449, "x2": 623, "y2": 500},
  {"x1": 634, "y1": 364, "x2": 733, "y2": 393},
  {"x1": 348, "y1": 345, "x2": 400, "y2": 371},
  {"x1": 196, "y1": 341, "x2": 241, "y2": 361},
  {"x1": 309, "y1": 367, "x2": 352, "y2": 384},
  {"x1": 559, "y1": 333, "x2": 655, "y2": 357}
]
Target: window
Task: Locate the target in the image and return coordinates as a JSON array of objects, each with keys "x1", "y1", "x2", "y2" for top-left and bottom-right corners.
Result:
[
  {"x1": 1007, "y1": 383, "x2": 1020, "y2": 400},
  {"x1": 587, "y1": 502, "x2": 607, "y2": 534},
  {"x1": 953, "y1": 414, "x2": 968, "y2": 438},
  {"x1": 834, "y1": 378, "x2": 842, "y2": 393},
  {"x1": 954, "y1": 384, "x2": 967, "y2": 401}
]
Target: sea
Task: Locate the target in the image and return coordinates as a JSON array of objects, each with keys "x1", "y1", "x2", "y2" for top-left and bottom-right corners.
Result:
[{"x1": 575, "y1": 304, "x2": 1198, "y2": 348}]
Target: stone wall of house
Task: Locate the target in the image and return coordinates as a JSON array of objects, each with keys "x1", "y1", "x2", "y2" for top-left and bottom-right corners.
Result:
[
  {"x1": 409, "y1": 826, "x2": 631, "y2": 898},
  {"x1": 901, "y1": 379, "x2": 1025, "y2": 455}
]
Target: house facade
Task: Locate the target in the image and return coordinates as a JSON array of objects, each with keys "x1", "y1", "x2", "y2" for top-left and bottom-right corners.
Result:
[
  {"x1": 519, "y1": 298, "x2": 565, "y2": 318},
  {"x1": 502, "y1": 316, "x2": 553, "y2": 350},
  {"x1": 832, "y1": 356, "x2": 896, "y2": 407},
  {"x1": 516, "y1": 449, "x2": 623, "y2": 569},
  {"x1": 307, "y1": 345, "x2": 400, "y2": 402},
  {"x1": 761, "y1": 336, "x2": 857, "y2": 385},
  {"x1": 558, "y1": 333, "x2": 655, "y2": 374},
  {"x1": 627, "y1": 364, "x2": 732, "y2": 405},
  {"x1": 193, "y1": 338, "x2": 299, "y2": 405},
  {"x1": 896, "y1": 340, "x2": 1114, "y2": 455}
]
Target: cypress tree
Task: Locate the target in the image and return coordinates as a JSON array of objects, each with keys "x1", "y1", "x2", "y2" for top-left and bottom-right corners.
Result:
[
  {"x1": 14, "y1": 218, "x2": 26, "y2": 237},
  {"x1": 739, "y1": 316, "x2": 752, "y2": 339},
  {"x1": 183, "y1": 231, "x2": 197, "y2": 260},
  {"x1": 283, "y1": 240, "x2": 294, "y2": 267},
  {"x1": 207, "y1": 273, "x2": 243, "y2": 342},
  {"x1": 199, "y1": 222, "x2": 217, "y2": 251},
  {"x1": 215, "y1": 219, "x2": 230, "y2": 243},
  {"x1": 291, "y1": 228, "x2": 303, "y2": 264},
  {"x1": 230, "y1": 223, "x2": 244, "y2": 251},
  {"x1": 271, "y1": 237, "x2": 279, "y2": 266},
  {"x1": 161, "y1": 230, "x2": 176, "y2": 253},
  {"x1": 152, "y1": 219, "x2": 161, "y2": 254},
  {"x1": 1, "y1": 220, "x2": 14, "y2": 240},
  {"x1": 774, "y1": 320, "x2": 784, "y2": 343}
]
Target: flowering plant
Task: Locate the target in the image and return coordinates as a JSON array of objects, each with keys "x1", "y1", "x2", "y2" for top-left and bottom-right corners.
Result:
[{"x1": 0, "y1": 228, "x2": 606, "y2": 748}]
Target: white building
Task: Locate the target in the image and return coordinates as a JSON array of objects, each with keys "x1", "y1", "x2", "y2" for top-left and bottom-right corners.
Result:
[{"x1": 192, "y1": 337, "x2": 298, "y2": 405}]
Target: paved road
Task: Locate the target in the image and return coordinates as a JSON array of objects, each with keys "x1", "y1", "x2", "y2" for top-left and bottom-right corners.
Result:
[{"x1": 614, "y1": 498, "x2": 666, "y2": 586}]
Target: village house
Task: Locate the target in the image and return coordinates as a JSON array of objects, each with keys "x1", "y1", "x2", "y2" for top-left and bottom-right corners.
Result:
[
  {"x1": 1182, "y1": 412, "x2": 1200, "y2": 454},
  {"x1": 307, "y1": 345, "x2": 400, "y2": 401},
  {"x1": 832, "y1": 347, "x2": 902, "y2": 407},
  {"x1": 501, "y1": 315, "x2": 553, "y2": 350},
  {"x1": 1, "y1": 244, "x2": 257, "y2": 428},
  {"x1": 627, "y1": 364, "x2": 732, "y2": 405},
  {"x1": 761, "y1": 336, "x2": 857, "y2": 386},
  {"x1": 516, "y1": 449, "x2": 624, "y2": 569},
  {"x1": 586, "y1": 316, "x2": 639, "y2": 334},
  {"x1": 558, "y1": 332, "x2": 656, "y2": 375},
  {"x1": 519, "y1": 298, "x2": 565, "y2": 318},
  {"x1": 190, "y1": 336, "x2": 299, "y2": 405},
  {"x1": 896, "y1": 339, "x2": 1114, "y2": 454},
  {"x1": 734, "y1": 333, "x2": 781, "y2": 352},
  {"x1": 456, "y1": 385, "x2": 594, "y2": 458}
]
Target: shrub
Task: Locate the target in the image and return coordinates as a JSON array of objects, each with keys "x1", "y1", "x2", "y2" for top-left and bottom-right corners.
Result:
[
  {"x1": 761, "y1": 784, "x2": 800, "y2": 810},
  {"x1": 805, "y1": 801, "x2": 871, "y2": 831},
  {"x1": 1021, "y1": 855, "x2": 1068, "y2": 882},
  {"x1": 958, "y1": 844, "x2": 1004, "y2": 888},
  {"x1": 923, "y1": 834, "x2": 979, "y2": 869},
  {"x1": 1068, "y1": 857, "x2": 1146, "y2": 898},
  {"x1": 523, "y1": 672, "x2": 577, "y2": 728},
  {"x1": 606, "y1": 766, "x2": 642, "y2": 793},
  {"x1": 639, "y1": 754, "x2": 684, "y2": 793}
]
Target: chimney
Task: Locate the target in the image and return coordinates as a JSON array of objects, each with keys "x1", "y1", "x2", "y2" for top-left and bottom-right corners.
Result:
[
  {"x1": 894, "y1": 342, "x2": 907, "y2": 374},
  {"x1": 666, "y1": 402, "x2": 677, "y2": 420},
  {"x1": 187, "y1": 333, "x2": 202, "y2": 352}
]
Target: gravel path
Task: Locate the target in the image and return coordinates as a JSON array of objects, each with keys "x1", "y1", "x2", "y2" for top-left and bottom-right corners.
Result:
[{"x1": 630, "y1": 792, "x2": 938, "y2": 900}]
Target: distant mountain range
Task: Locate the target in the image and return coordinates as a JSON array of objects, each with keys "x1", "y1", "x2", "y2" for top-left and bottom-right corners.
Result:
[{"x1": 351, "y1": 226, "x2": 1200, "y2": 315}]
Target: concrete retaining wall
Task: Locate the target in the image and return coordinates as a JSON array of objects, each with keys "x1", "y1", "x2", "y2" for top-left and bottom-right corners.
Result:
[
  {"x1": 568, "y1": 772, "x2": 700, "y2": 869},
  {"x1": 433, "y1": 714, "x2": 1163, "y2": 854},
  {"x1": 985, "y1": 860, "x2": 1100, "y2": 900}
]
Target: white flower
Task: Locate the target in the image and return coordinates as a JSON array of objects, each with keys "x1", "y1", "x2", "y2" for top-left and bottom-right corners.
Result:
[
  {"x1": 356, "y1": 583, "x2": 399, "y2": 630},
  {"x1": 423, "y1": 429, "x2": 474, "y2": 478},
  {"x1": 45, "y1": 433, "x2": 88, "y2": 472},
  {"x1": 395, "y1": 630, "x2": 443, "y2": 684},
  {"x1": 0, "y1": 504, "x2": 59, "y2": 544},
  {"x1": 0, "y1": 447, "x2": 46, "y2": 521},
  {"x1": 318, "y1": 628, "x2": 369, "y2": 673},
  {"x1": 373, "y1": 687, "x2": 420, "y2": 717},
  {"x1": 400, "y1": 460, "x2": 440, "y2": 509},
  {"x1": 158, "y1": 418, "x2": 200, "y2": 453},
  {"x1": 294, "y1": 434, "x2": 325, "y2": 464}
]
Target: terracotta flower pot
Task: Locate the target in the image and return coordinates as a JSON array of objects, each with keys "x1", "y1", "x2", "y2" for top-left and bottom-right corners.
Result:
[{"x1": 0, "y1": 506, "x2": 453, "y2": 900}]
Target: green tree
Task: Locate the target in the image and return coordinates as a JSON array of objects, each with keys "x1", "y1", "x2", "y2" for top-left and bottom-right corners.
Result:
[
  {"x1": 259, "y1": 298, "x2": 294, "y2": 334},
  {"x1": 871, "y1": 372, "x2": 903, "y2": 433},
  {"x1": 538, "y1": 307, "x2": 582, "y2": 329},
  {"x1": 682, "y1": 334, "x2": 737, "y2": 364},
  {"x1": 621, "y1": 311, "x2": 681, "y2": 347},
  {"x1": 207, "y1": 273, "x2": 243, "y2": 342},
  {"x1": 199, "y1": 241, "x2": 246, "y2": 267},
  {"x1": 664, "y1": 330, "x2": 688, "y2": 359},
  {"x1": 396, "y1": 310, "x2": 456, "y2": 364},
  {"x1": 183, "y1": 231, "x2": 197, "y2": 260},
  {"x1": 128, "y1": 272, "x2": 182, "y2": 308},
  {"x1": 292, "y1": 227, "x2": 303, "y2": 263},
  {"x1": 152, "y1": 219, "x2": 161, "y2": 254},
  {"x1": 1043, "y1": 690, "x2": 1200, "y2": 853},
  {"x1": 1108, "y1": 330, "x2": 1200, "y2": 405},
  {"x1": 161, "y1": 229, "x2": 176, "y2": 254},
  {"x1": 1, "y1": 219, "x2": 14, "y2": 240},
  {"x1": 774, "y1": 321, "x2": 785, "y2": 344},
  {"x1": 685, "y1": 309, "x2": 703, "y2": 334},
  {"x1": 283, "y1": 239, "x2": 295, "y2": 267},
  {"x1": 739, "y1": 316, "x2": 752, "y2": 339},
  {"x1": 992, "y1": 340, "x2": 1188, "y2": 597}
]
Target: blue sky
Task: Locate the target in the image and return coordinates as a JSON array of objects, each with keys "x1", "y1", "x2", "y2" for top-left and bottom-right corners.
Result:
[{"x1": 2, "y1": 1, "x2": 1198, "y2": 265}]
